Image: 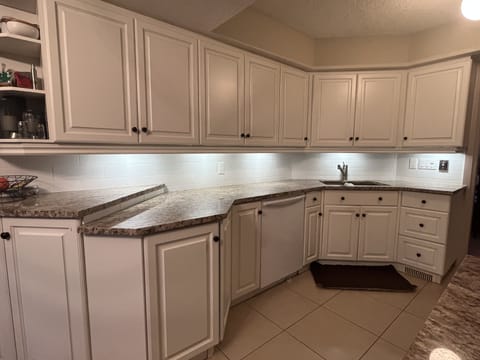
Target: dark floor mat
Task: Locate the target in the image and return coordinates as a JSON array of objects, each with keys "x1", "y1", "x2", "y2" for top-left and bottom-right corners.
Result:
[{"x1": 310, "y1": 262, "x2": 417, "y2": 292}]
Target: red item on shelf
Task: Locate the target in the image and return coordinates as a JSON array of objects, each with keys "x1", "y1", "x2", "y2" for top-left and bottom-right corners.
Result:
[{"x1": 13, "y1": 72, "x2": 33, "y2": 89}]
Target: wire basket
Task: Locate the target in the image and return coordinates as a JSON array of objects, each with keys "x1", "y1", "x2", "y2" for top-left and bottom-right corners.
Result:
[{"x1": 0, "y1": 175, "x2": 38, "y2": 202}]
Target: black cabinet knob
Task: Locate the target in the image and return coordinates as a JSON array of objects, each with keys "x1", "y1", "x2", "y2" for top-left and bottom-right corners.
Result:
[
  {"x1": 141, "y1": 127, "x2": 148, "y2": 133},
  {"x1": 355, "y1": 137, "x2": 359, "y2": 141},
  {"x1": 362, "y1": 213, "x2": 366, "y2": 218},
  {"x1": 213, "y1": 236, "x2": 220, "y2": 242},
  {"x1": 241, "y1": 133, "x2": 245, "y2": 138},
  {"x1": 341, "y1": 196, "x2": 345, "y2": 201},
  {"x1": 416, "y1": 253, "x2": 422, "y2": 258},
  {"x1": 319, "y1": 212, "x2": 323, "y2": 217},
  {"x1": 421, "y1": 200, "x2": 427, "y2": 204},
  {"x1": 403, "y1": 136, "x2": 408, "y2": 141},
  {"x1": 0, "y1": 232, "x2": 10, "y2": 240},
  {"x1": 356, "y1": 213, "x2": 360, "y2": 217},
  {"x1": 132, "y1": 126, "x2": 139, "y2": 133},
  {"x1": 246, "y1": 133, "x2": 251, "y2": 138},
  {"x1": 313, "y1": 197, "x2": 317, "y2": 201},
  {"x1": 349, "y1": 137, "x2": 354, "y2": 141},
  {"x1": 258, "y1": 210, "x2": 263, "y2": 215},
  {"x1": 419, "y1": 223, "x2": 425, "y2": 228},
  {"x1": 378, "y1": 197, "x2": 383, "y2": 201}
]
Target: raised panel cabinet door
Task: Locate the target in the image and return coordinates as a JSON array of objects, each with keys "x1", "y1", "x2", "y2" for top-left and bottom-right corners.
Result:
[
  {"x1": 220, "y1": 213, "x2": 232, "y2": 341},
  {"x1": 2, "y1": 218, "x2": 90, "y2": 360},
  {"x1": 321, "y1": 206, "x2": 359, "y2": 260},
  {"x1": 40, "y1": 0, "x2": 138, "y2": 143},
  {"x1": 279, "y1": 66, "x2": 310, "y2": 146},
  {"x1": 303, "y1": 205, "x2": 322, "y2": 265},
  {"x1": 136, "y1": 18, "x2": 199, "y2": 145},
  {"x1": 354, "y1": 72, "x2": 404, "y2": 147},
  {"x1": 403, "y1": 58, "x2": 472, "y2": 147},
  {"x1": 144, "y1": 223, "x2": 219, "y2": 360},
  {"x1": 231, "y1": 202, "x2": 261, "y2": 300},
  {"x1": 199, "y1": 40, "x2": 245, "y2": 145},
  {"x1": 245, "y1": 55, "x2": 280, "y2": 146},
  {"x1": 0, "y1": 221, "x2": 16, "y2": 360},
  {"x1": 357, "y1": 207, "x2": 398, "y2": 261},
  {"x1": 311, "y1": 73, "x2": 357, "y2": 147}
]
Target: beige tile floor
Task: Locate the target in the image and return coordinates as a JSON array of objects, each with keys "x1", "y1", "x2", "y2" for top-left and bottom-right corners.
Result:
[{"x1": 216, "y1": 270, "x2": 449, "y2": 360}]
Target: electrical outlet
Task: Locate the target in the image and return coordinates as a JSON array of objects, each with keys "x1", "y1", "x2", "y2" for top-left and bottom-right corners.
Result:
[
  {"x1": 216, "y1": 161, "x2": 225, "y2": 175},
  {"x1": 418, "y1": 159, "x2": 438, "y2": 170},
  {"x1": 409, "y1": 158, "x2": 418, "y2": 169},
  {"x1": 439, "y1": 160, "x2": 449, "y2": 171}
]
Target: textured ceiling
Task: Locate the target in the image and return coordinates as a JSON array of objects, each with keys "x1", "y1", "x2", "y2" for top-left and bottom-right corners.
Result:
[
  {"x1": 101, "y1": 0, "x2": 255, "y2": 31},
  {"x1": 252, "y1": 0, "x2": 463, "y2": 38}
]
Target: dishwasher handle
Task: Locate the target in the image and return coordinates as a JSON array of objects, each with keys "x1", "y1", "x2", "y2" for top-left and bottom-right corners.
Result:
[{"x1": 262, "y1": 195, "x2": 305, "y2": 208}]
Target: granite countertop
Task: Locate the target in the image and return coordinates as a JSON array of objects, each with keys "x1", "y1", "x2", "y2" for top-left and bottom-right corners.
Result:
[
  {"x1": 0, "y1": 184, "x2": 165, "y2": 219},
  {"x1": 405, "y1": 255, "x2": 480, "y2": 360},
  {"x1": 82, "y1": 179, "x2": 466, "y2": 237}
]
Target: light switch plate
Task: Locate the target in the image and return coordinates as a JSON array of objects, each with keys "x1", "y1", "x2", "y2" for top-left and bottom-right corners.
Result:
[
  {"x1": 409, "y1": 158, "x2": 418, "y2": 169},
  {"x1": 216, "y1": 161, "x2": 225, "y2": 175},
  {"x1": 418, "y1": 159, "x2": 438, "y2": 170}
]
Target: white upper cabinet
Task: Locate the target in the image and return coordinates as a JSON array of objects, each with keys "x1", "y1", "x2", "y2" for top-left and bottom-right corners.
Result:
[
  {"x1": 136, "y1": 18, "x2": 199, "y2": 145},
  {"x1": 403, "y1": 58, "x2": 472, "y2": 147},
  {"x1": 245, "y1": 55, "x2": 280, "y2": 146},
  {"x1": 311, "y1": 73, "x2": 357, "y2": 147},
  {"x1": 40, "y1": 0, "x2": 138, "y2": 143},
  {"x1": 279, "y1": 66, "x2": 310, "y2": 147},
  {"x1": 200, "y1": 40, "x2": 245, "y2": 146},
  {"x1": 354, "y1": 72, "x2": 404, "y2": 147}
]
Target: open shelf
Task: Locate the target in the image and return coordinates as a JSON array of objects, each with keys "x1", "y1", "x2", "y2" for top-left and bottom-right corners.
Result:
[
  {"x1": 0, "y1": 33, "x2": 41, "y2": 60},
  {"x1": 0, "y1": 86, "x2": 45, "y2": 97}
]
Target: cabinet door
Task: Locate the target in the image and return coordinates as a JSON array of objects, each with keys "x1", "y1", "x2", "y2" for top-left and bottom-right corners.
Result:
[
  {"x1": 321, "y1": 206, "x2": 359, "y2": 260},
  {"x1": 2, "y1": 218, "x2": 90, "y2": 360},
  {"x1": 354, "y1": 72, "x2": 404, "y2": 147},
  {"x1": 358, "y1": 207, "x2": 398, "y2": 261},
  {"x1": 0, "y1": 221, "x2": 16, "y2": 360},
  {"x1": 231, "y1": 202, "x2": 261, "y2": 300},
  {"x1": 136, "y1": 18, "x2": 199, "y2": 145},
  {"x1": 303, "y1": 205, "x2": 322, "y2": 265},
  {"x1": 41, "y1": 0, "x2": 138, "y2": 144},
  {"x1": 199, "y1": 40, "x2": 245, "y2": 145},
  {"x1": 245, "y1": 55, "x2": 280, "y2": 146},
  {"x1": 220, "y1": 213, "x2": 232, "y2": 341},
  {"x1": 145, "y1": 223, "x2": 219, "y2": 360},
  {"x1": 403, "y1": 58, "x2": 471, "y2": 147},
  {"x1": 311, "y1": 74, "x2": 357, "y2": 147},
  {"x1": 279, "y1": 66, "x2": 310, "y2": 147}
]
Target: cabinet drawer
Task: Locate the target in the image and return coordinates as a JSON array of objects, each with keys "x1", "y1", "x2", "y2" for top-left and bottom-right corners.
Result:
[
  {"x1": 305, "y1": 191, "x2": 322, "y2": 207},
  {"x1": 397, "y1": 236, "x2": 446, "y2": 275},
  {"x1": 399, "y1": 208, "x2": 448, "y2": 244},
  {"x1": 402, "y1": 192, "x2": 450, "y2": 212},
  {"x1": 324, "y1": 191, "x2": 398, "y2": 206}
]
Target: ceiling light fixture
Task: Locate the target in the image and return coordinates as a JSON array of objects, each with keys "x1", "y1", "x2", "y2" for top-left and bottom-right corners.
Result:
[{"x1": 462, "y1": 0, "x2": 480, "y2": 20}]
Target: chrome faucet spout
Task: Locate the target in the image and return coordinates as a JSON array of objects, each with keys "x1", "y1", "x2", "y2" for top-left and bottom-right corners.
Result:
[{"x1": 337, "y1": 162, "x2": 348, "y2": 182}]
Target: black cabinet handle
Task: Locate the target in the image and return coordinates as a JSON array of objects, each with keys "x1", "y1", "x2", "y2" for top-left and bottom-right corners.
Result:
[
  {"x1": 241, "y1": 133, "x2": 245, "y2": 138},
  {"x1": 403, "y1": 136, "x2": 408, "y2": 141},
  {"x1": 416, "y1": 253, "x2": 422, "y2": 258},
  {"x1": 378, "y1": 197, "x2": 383, "y2": 201},
  {"x1": 421, "y1": 200, "x2": 427, "y2": 204},
  {"x1": 141, "y1": 127, "x2": 148, "y2": 133},
  {"x1": 213, "y1": 236, "x2": 220, "y2": 242},
  {"x1": 304, "y1": 137, "x2": 308, "y2": 141},
  {"x1": 319, "y1": 212, "x2": 323, "y2": 217},
  {"x1": 419, "y1": 223, "x2": 425, "y2": 228},
  {"x1": 356, "y1": 213, "x2": 360, "y2": 217},
  {"x1": 349, "y1": 137, "x2": 354, "y2": 141},
  {"x1": 313, "y1": 197, "x2": 317, "y2": 201},
  {"x1": 0, "y1": 232, "x2": 10, "y2": 240},
  {"x1": 362, "y1": 214, "x2": 366, "y2": 218},
  {"x1": 355, "y1": 137, "x2": 359, "y2": 141},
  {"x1": 246, "y1": 133, "x2": 251, "y2": 138},
  {"x1": 132, "y1": 126, "x2": 139, "y2": 133},
  {"x1": 341, "y1": 196, "x2": 345, "y2": 201},
  {"x1": 258, "y1": 210, "x2": 263, "y2": 215}
]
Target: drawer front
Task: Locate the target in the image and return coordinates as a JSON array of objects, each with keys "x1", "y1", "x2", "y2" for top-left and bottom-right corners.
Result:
[
  {"x1": 397, "y1": 236, "x2": 446, "y2": 275},
  {"x1": 305, "y1": 191, "x2": 322, "y2": 207},
  {"x1": 324, "y1": 191, "x2": 399, "y2": 206},
  {"x1": 402, "y1": 192, "x2": 450, "y2": 212},
  {"x1": 399, "y1": 208, "x2": 448, "y2": 244}
]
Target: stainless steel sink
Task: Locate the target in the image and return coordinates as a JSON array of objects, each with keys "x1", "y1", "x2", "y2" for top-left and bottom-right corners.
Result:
[{"x1": 320, "y1": 180, "x2": 389, "y2": 186}]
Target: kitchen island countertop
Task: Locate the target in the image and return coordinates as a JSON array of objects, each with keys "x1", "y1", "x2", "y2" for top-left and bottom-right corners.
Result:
[{"x1": 404, "y1": 255, "x2": 480, "y2": 360}]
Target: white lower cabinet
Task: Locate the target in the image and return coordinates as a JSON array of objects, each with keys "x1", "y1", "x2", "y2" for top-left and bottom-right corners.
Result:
[
  {"x1": 321, "y1": 191, "x2": 399, "y2": 261},
  {"x1": 231, "y1": 202, "x2": 262, "y2": 300},
  {"x1": 144, "y1": 223, "x2": 220, "y2": 360},
  {"x1": 303, "y1": 191, "x2": 323, "y2": 265},
  {"x1": 1, "y1": 218, "x2": 90, "y2": 360}
]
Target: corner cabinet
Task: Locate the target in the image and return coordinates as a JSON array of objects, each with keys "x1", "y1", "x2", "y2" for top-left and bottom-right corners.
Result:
[
  {"x1": 40, "y1": 0, "x2": 138, "y2": 144},
  {"x1": 1, "y1": 218, "x2": 90, "y2": 360},
  {"x1": 136, "y1": 17, "x2": 199, "y2": 145},
  {"x1": 402, "y1": 58, "x2": 472, "y2": 147}
]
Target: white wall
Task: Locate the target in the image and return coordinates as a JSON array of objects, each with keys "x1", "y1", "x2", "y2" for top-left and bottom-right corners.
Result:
[
  {"x1": 0, "y1": 153, "x2": 294, "y2": 192},
  {"x1": 291, "y1": 153, "x2": 397, "y2": 180}
]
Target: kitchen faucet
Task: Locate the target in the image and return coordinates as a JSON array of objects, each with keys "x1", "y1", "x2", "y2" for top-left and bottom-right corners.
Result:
[{"x1": 337, "y1": 162, "x2": 348, "y2": 182}]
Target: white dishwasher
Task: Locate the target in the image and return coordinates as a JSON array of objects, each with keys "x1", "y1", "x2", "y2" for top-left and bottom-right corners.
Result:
[{"x1": 261, "y1": 195, "x2": 305, "y2": 288}]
